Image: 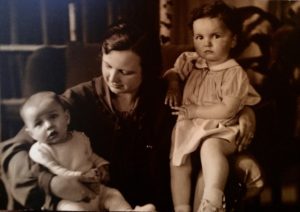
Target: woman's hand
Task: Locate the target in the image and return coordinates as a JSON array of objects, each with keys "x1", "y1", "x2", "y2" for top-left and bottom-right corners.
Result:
[
  {"x1": 237, "y1": 107, "x2": 256, "y2": 152},
  {"x1": 165, "y1": 83, "x2": 182, "y2": 108},
  {"x1": 50, "y1": 175, "x2": 97, "y2": 202}
]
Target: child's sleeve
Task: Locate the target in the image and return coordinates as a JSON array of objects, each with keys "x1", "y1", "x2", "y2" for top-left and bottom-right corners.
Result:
[
  {"x1": 221, "y1": 67, "x2": 261, "y2": 108},
  {"x1": 163, "y1": 52, "x2": 199, "y2": 81},
  {"x1": 29, "y1": 143, "x2": 82, "y2": 177}
]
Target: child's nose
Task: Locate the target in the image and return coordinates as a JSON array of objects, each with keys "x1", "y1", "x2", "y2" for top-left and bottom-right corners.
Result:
[
  {"x1": 204, "y1": 38, "x2": 212, "y2": 46},
  {"x1": 44, "y1": 120, "x2": 53, "y2": 129}
]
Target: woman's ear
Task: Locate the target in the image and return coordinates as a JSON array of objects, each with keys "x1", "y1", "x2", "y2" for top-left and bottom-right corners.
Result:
[{"x1": 231, "y1": 35, "x2": 237, "y2": 48}]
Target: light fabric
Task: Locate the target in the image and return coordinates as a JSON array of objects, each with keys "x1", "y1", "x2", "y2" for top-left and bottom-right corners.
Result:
[
  {"x1": 169, "y1": 52, "x2": 261, "y2": 166},
  {"x1": 29, "y1": 131, "x2": 108, "y2": 177}
]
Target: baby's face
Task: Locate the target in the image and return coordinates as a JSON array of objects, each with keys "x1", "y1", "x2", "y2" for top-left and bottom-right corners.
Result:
[
  {"x1": 192, "y1": 17, "x2": 236, "y2": 66},
  {"x1": 24, "y1": 99, "x2": 70, "y2": 145}
]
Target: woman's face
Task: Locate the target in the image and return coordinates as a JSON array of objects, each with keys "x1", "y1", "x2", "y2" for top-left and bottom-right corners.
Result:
[{"x1": 102, "y1": 50, "x2": 142, "y2": 95}]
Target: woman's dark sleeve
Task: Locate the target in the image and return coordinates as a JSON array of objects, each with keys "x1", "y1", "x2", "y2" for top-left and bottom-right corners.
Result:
[{"x1": 0, "y1": 129, "x2": 56, "y2": 210}]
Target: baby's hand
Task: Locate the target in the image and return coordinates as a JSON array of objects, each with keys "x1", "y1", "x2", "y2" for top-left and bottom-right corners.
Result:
[
  {"x1": 165, "y1": 82, "x2": 182, "y2": 107},
  {"x1": 80, "y1": 168, "x2": 100, "y2": 183},
  {"x1": 97, "y1": 164, "x2": 110, "y2": 184}
]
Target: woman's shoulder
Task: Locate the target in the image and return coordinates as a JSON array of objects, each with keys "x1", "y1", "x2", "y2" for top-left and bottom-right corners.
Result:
[{"x1": 61, "y1": 77, "x2": 104, "y2": 105}]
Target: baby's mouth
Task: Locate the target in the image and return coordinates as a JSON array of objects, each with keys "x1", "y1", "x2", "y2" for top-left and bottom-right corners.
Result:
[{"x1": 48, "y1": 131, "x2": 58, "y2": 140}]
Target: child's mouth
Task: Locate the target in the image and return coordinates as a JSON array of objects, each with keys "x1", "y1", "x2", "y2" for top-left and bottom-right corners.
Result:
[{"x1": 48, "y1": 131, "x2": 58, "y2": 140}]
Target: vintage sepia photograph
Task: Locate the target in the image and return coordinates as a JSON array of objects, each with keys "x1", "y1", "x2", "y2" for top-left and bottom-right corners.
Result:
[{"x1": 1, "y1": 0, "x2": 300, "y2": 211}]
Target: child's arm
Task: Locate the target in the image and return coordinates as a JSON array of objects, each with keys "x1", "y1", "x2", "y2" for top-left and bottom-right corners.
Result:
[
  {"x1": 90, "y1": 153, "x2": 110, "y2": 183},
  {"x1": 29, "y1": 143, "x2": 82, "y2": 177},
  {"x1": 172, "y1": 96, "x2": 241, "y2": 119}
]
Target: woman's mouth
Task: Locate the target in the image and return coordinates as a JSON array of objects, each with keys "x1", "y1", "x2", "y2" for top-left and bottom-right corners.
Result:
[{"x1": 110, "y1": 83, "x2": 123, "y2": 89}]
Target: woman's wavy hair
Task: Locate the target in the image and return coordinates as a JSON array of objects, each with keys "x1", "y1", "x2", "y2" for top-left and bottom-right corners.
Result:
[{"x1": 101, "y1": 20, "x2": 158, "y2": 94}]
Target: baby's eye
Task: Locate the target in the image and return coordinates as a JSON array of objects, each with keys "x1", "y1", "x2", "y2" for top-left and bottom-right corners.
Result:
[
  {"x1": 49, "y1": 113, "x2": 58, "y2": 119},
  {"x1": 34, "y1": 121, "x2": 42, "y2": 127}
]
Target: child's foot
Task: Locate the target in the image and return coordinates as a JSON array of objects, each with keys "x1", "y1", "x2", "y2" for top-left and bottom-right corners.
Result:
[
  {"x1": 133, "y1": 203, "x2": 156, "y2": 211},
  {"x1": 198, "y1": 199, "x2": 225, "y2": 212}
]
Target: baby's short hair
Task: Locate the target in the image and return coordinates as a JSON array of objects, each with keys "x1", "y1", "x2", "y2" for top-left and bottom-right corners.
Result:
[{"x1": 20, "y1": 91, "x2": 66, "y2": 121}]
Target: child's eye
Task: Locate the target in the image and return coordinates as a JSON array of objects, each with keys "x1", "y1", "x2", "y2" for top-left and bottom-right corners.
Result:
[
  {"x1": 194, "y1": 35, "x2": 203, "y2": 40},
  {"x1": 34, "y1": 121, "x2": 42, "y2": 127},
  {"x1": 49, "y1": 113, "x2": 58, "y2": 119},
  {"x1": 213, "y1": 34, "x2": 221, "y2": 39}
]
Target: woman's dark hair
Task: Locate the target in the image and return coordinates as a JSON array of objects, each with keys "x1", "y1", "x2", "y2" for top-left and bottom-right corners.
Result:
[
  {"x1": 189, "y1": 0, "x2": 242, "y2": 36},
  {"x1": 101, "y1": 21, "x2": 159, "y2": 93}
]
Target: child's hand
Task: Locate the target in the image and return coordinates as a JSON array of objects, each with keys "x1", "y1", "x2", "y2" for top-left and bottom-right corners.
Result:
[
  {"x1": 165, "y1": 82, "x2": 182, "y2": 107},
  {"x1": 97, "y1": 164, "x2": 110, "y2": 184},
  {"x1": 171, "y1": 103, "x2": 199, "y2": 119}
]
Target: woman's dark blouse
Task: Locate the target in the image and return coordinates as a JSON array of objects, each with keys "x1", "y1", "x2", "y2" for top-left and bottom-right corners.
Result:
[{"x1": 63, "y1": 77, "x2": 174, "y2": 209}]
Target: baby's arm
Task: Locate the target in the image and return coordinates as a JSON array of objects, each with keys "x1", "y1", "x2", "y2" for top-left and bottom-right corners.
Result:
[
  {"x1": 29, "y1": 143, "x2": 82, "y2": 177},
  {"x1": 90, "y1": 153, "x2": 110, "y2": 183},
  {"x1": 172, "y1": 96, "x2": 241, "y2": 119}
]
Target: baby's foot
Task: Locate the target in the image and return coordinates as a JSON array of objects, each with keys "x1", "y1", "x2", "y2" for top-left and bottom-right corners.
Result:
[
  {"x1": 133, "y1": 203, "x2": 156, "y2": 212},
  {"x1": 198, "y1": 199, "x2": 225, "y2": 212}
]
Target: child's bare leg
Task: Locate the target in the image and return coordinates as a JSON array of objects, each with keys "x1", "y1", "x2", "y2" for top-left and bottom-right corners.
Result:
[
  {"x1": 100, "y1": 185, "x2": 156, "y2": 211},
  {"x1": 199, "y1": 138, "x2": 236, "y2": 210},
  {"x1": 171, "y1": 156, "x2": 192, "y2": 212}
]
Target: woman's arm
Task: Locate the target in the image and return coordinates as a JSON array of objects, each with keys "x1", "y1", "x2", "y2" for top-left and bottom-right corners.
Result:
[
  {"x1": 236, "y1": 106, "x2": 256, "y2": 152},
  {"x1": 172, "y1": 96, "x2": 241, "y2": 119}
]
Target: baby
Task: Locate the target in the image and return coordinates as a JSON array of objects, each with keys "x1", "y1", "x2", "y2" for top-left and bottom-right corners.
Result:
[{"x1": 20, "y1": 91, "x2": 155, "y2": 211}]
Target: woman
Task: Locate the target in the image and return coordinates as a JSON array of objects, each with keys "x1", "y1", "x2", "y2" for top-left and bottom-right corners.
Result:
[{"x1": 0, "y1": 21, "x2": 256, "y2": 211}]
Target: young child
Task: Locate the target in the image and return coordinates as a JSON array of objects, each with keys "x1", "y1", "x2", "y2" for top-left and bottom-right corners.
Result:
[
  {"x1": 20, "y1": 91, "x2": 155, "y2": 211},
  {"x1": 164, "y1": 1, "x2": 261, "y2": 212}
]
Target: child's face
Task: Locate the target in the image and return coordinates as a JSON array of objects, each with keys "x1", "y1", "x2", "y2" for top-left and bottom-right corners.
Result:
[
  {"x1": 192, "y1": 17, "x2": 236, "y2": 66},
  {"x1": 24, "y1": 99, "x2": 70, "y2": 145}
]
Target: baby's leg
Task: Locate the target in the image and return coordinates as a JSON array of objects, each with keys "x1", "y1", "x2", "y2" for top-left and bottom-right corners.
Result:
[
  {"x1": 100, "y1": 185, "x2": 156, "y2": 211},
  {"x1": 199, "y1": 137, "x2": 236, "y2": 211},
  {"x1": 99, "y1": 185, "x2": 132, "y2": 211},
  {"x1": 170, "y1": 156, "x2": 192, "y2": 212},
  {"x1": 57, "y1": 198, "x2": 99, "y2": 211}
]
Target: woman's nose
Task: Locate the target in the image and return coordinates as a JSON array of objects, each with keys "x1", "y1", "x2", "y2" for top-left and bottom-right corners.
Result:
[{"x1": 109, "y1": 69, "x2": 119, "y2": 82}]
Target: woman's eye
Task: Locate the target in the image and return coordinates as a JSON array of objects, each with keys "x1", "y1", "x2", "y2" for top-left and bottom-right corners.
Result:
[{"x1": 104, "y1": 62, "x2": 112, "y2": 69}]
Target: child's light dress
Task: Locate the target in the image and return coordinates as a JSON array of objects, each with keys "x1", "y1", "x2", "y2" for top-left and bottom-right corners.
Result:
[{"x1": 167, "y1": 52, "x2": 261, "y2": 166}]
